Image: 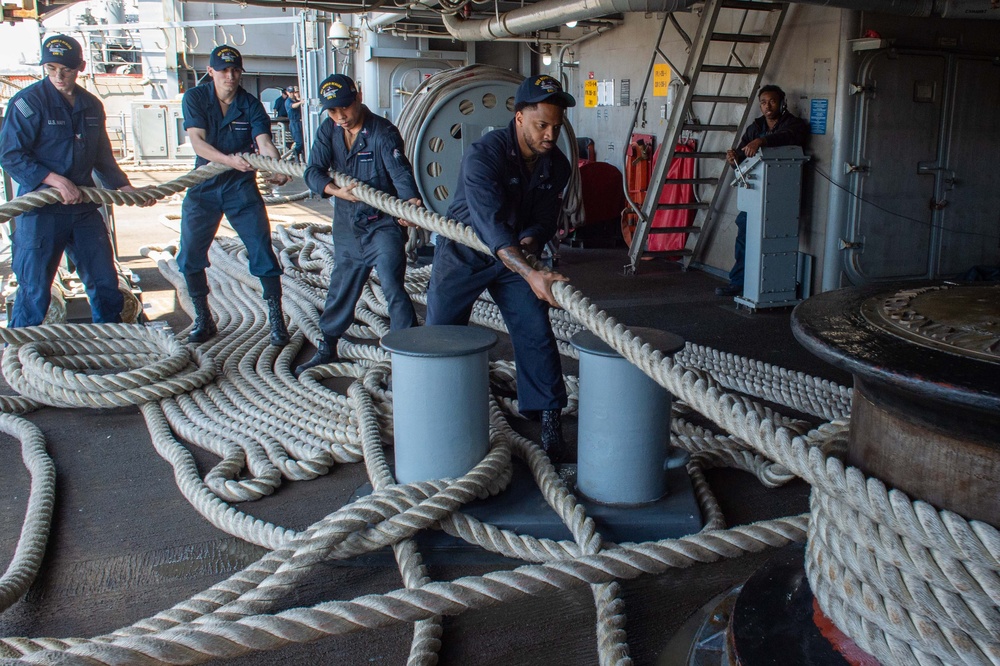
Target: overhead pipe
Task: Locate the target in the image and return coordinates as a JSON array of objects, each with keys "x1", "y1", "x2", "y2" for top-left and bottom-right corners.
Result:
[
  {"x1": 557, "y1": 23, "x2": 616, "y2": 89},
  {"x1": 442, "y1": 0, "x2": 998, "y2": 41},
  {"x1": 442, "y1": 0, "x2": 698, "y2": 40},
  {"x1": 788, "y1": 0, "x2": 999, "y2": 18},
  {"x1": 935, "y1": 0, "x2": 1000, "y2": 18},
  {"x1": 368, "y1": 0, "x2": 445, "y2": 29}
]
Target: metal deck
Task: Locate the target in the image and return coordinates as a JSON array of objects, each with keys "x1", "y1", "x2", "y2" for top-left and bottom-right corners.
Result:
[{"x1": 0, "y1": 170, "x2": 849, "y2": 665}]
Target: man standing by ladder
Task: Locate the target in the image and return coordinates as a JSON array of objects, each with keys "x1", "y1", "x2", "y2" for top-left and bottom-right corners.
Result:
[{"x1": 716, "y1": 84, "x2": 808, "y2": 297}]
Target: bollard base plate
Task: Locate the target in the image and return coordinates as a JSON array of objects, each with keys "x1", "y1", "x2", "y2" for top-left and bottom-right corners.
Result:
[{"x1": 349, "y1": 460, "x2": 703, "y2": 565}]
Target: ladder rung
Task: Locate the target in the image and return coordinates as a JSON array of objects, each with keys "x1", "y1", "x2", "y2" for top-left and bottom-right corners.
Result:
[
  {"x1": 648, "y1": 226, "x2": 701, "y2": 234},
  {"x1": 641, "y1": 249, "x2": 695, "y2": 257},
  {"x1": 683, "y1": 151, "x2": 729, "y2": 159},
  {"x1": 655, "y1": 202, "x2": 710, "y2": 210},
  {"x1": 722, "y1": 0, "x2": 786, "y2": 11},
  {"x1": 700, "y1": 64, "x2": 760, "y2": 75},
  {"x1": 682, "y1": 123, "x2": 738, "y2": 132},
  {"x1": 692, "y1": 94, "x2": 748, "y2": 104},
  {"x1": 711, "y1": 32, "x2": 773, "y2": 43},
  {"x1": 665, "y1": 178, "x2": 718, "y2": 185}
]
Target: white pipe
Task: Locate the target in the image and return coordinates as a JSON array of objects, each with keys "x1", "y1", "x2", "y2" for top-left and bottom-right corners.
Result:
[
  {"x1": 935, "y1": 0, "x2": 1000, "y2": 17},
  {"x1": 557, "y1": 25, "x2": 614, "y2": 88},
  {"x1": 442, "y1": 0, "x2": 698, "y2": 41},
  {"x1": 442, "y1": 0, "x2": 998, "y2": 40},
  {"x1": 368, "y1": 12, "x2": 406, "y2": 29},
  {"x1": 821, "y1": 10, "x2": 862, "y2": 293}
]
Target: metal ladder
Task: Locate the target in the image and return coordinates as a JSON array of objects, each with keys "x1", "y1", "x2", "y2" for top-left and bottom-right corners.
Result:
[{"x1": 623, "y1": 0, "x2": 789, "y2": 274}]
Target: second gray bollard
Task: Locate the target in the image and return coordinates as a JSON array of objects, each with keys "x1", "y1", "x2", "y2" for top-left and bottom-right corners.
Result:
[
  {"x1": 381, "y1": 325, "x2": 498, "y2": 484},
  {"x1": 570, "y1": 327, "x2": 685, "y2": 505}
]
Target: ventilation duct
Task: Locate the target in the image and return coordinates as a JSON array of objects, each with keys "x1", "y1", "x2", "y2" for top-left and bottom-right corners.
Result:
[
  {"x1": 442, "y1": 0, "x2": 699, "y2": 40},
  {"x1": 442, "y1": 0, "x2": 998, "y2": 39}
]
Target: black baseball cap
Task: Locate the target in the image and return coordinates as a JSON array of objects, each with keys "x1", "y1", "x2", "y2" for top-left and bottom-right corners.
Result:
[
  {"x1": 286, "y1": 85, "x2": 299, "y2": 93},
  {"x1": 319, "y1": 74, "x2": 358, "y2": 110},
  {"x1": 515, "y1": 75, "x2": 576, "y2": 108},
  {"x1": 209, "y1": 45, "x2": 243, "y2": 71},
  {"x1": 40, "y1": 35, "x2": 83, "y2": 69}
]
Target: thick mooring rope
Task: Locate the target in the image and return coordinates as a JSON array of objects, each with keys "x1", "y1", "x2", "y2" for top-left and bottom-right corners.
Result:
[
  {"x1": 0, "y1": 156, "x2": 995, "y2": 666},
  {"x1": 0, "y1": 162, "x2": 230, "y2": 224}
]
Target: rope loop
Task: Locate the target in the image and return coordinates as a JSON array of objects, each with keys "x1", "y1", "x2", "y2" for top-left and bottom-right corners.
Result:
[{"x1": 0, "y1": 324, "x2": 217, "y2": 408}]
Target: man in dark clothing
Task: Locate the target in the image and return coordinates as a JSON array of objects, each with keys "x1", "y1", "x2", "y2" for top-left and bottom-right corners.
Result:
[
  {"x1": 717, "y1": 84, "x2": 809, "y2": 297},
  {"x1": 272, "y1": 89, "x2": 289, "y2": 119},
  {"x1": 294, "y1": 74, "x2": 422, "y2": 377},
  {"x1": 178, "y1": 45, "x2": 292, "y2": 346},
  {"x1": 0, "y1": 34, "x2": 153, "y2": 327},
  {"x1": 425, "y1": 75, "x2": 574, "y2": 462},
  {"x1": 285, "y1": 86, "x2": 304, "y2": 161}
]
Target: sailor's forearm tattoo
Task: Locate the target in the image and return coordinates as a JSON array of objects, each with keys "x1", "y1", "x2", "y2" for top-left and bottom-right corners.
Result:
[{"x1": 497, "y1": 245, "x2": 534, "y2": 278}]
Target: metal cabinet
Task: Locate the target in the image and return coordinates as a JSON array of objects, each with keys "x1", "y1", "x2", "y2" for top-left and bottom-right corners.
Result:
[
  {"x1": 733, "y1": 146, "x2": 809, "y2": 310},
  {"x1": 130, "y1": 101, "x2": 195, "y2": 164}
]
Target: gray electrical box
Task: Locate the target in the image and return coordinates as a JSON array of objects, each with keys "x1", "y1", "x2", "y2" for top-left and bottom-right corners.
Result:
[
  {"x1": 131, "y1": 101, "x2": 196, "y2": 165},
  {"x1": 732, "y1": 146, "x2": 809, "y2": 310}
]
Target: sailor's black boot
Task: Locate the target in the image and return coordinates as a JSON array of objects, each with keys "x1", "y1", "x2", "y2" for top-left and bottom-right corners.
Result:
[
  {"x1": 294, "y1": 336, "x2": 339, "y2": 378},
  {"x1": 266, "y1": 295, "x2": 290, "y2": 347},
  {"x1": 541, "y1": 409, "x2": 568, "y2": 463},
  {"x1": 188, "y1": 296, "x2": 217, "y2": 344}
]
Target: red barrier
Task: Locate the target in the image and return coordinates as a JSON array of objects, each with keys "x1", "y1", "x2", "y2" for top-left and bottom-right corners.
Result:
[{"x1": 647, "y1": 140, "x2": 696, "y2": 253}]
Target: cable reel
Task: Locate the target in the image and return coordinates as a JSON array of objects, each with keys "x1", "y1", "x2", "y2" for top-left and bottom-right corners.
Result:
[{"x1": 401, "y1": 65, "x2": 579, "y2": 223}]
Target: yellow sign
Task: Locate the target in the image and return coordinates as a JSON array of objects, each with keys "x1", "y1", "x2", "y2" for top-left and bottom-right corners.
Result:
[
  {"x1": 653, "y1": 64, "x2": 671, "y2": 97},
  {"x1": 584, "y1": 79, "x2": 598, "y2": 108}
]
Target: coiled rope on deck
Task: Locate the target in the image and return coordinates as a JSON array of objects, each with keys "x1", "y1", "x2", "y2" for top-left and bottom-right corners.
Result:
[
  {"x1": 0, "y1": 324, "x2": 217, "y2": 408},
  {"x1": 0, "y1": 155, "x2": 995, "y2": 666}
]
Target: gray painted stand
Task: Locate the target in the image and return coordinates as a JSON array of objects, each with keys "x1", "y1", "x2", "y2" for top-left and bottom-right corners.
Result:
[
  {"x1": 381, "y1": 325, "x2": 498, "y2": 483},
  {"x1": 732, "y1": 145, "x2": 810, "y2": 311},
  {"x1": 350, "y1": 462, "x2": 705, "y2": 566},
  {"x1": 571, "y1": 327, "x2": 686, "y2": 505}
]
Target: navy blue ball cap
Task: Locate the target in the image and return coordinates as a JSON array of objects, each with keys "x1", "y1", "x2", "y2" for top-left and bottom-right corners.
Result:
[
  {"x1": 40, "y1": 35, "x2": 83, "y2": 69},
  {"x1": 209, "y1": 45, "x2": 243, "y2": 71},
  {"x1": 319, "y1": 74, "x2": 358, "y2": 110},
  {"x1": 515, "y1": 75, "x2": 576, "y2": 108}
]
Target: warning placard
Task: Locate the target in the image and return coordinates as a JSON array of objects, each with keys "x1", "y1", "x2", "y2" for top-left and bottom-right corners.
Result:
[
  {"x1": 653, "y1": 64, "x2": 671, "y2": 97},
  {"x1": 584, "y1": 79, "x2": 598, "y2": 108}
]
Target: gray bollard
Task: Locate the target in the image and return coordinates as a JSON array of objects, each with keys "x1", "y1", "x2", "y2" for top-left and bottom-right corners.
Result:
[
  {"x1": 570, "y1": 327, "x2": 685, "y2": 505},
  {"x1": 381, "y1": 325, "x2": 498, "y2": 484}
]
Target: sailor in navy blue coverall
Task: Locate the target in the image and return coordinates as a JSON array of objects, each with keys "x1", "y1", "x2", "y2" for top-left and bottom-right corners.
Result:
[
  {"x1": 0, "y1": 35, "x2": 152, "y2": 328},
  {"x1": 285, "y1": 86, "x2": 304, "y2": 161},
  {"x1": 426, "y1": 75, "x2": 575, "y2": 461},
  {"x1": 718, "y1": 85, "x2": 809, "y2": 297},
  {"x1": 295, "y1": 74, "x2": 422, "y2": 377},
  {"x1": 178, "y1": 45, "x2": 292, "y2": 345}
]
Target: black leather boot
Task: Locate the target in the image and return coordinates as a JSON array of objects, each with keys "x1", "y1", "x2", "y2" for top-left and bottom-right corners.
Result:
[
  {"x1": 188, "y1": 296, "x2": 217, "y2": 344},
  {"x1": 265, "y1": 295, "x2": 290, "y2": 347},
  {"x1": 541, "y1": 409, "x2": 569, "y2": 463},
  {"x1": 294, "y1": 337, "x2": 339, "y2": 378}
]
